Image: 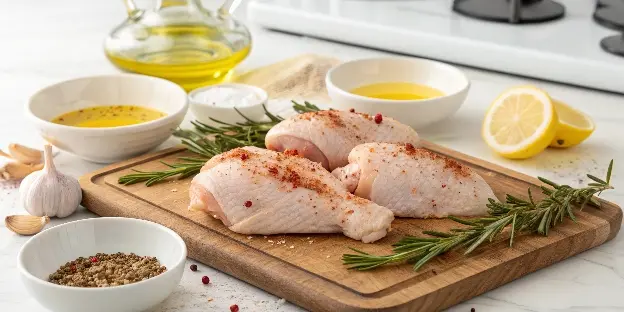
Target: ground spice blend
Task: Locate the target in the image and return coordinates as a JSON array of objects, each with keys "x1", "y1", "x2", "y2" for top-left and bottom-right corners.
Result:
[{"x1": 48, "y1": 252, "x2": 167, "y2": 287}]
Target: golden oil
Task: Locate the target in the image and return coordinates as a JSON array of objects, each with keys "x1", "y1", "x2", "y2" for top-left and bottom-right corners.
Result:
[
  {"x1": 350, "y1": 82, "x2": 444, "y2": 101},
  {"x1": 105, "y1": 25, "x2": 251, "y2": 92},
  {"x1": 52, "y1": 105, "x2": 166, "y2": 128}
]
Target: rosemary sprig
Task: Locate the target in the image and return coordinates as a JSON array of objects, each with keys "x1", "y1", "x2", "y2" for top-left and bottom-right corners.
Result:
[
  {"x1": 343, "y1": 160, "x2": 614, "y2": 271},
  {"x1": 117, "y1": 101, "x2": 321, "y2": 186}
]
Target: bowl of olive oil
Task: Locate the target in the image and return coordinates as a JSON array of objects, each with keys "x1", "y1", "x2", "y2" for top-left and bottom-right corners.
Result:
[
  {"x1": 27, "y1": 74, "x2": 188, "y2": 163},
  {"x1": 326, "y1": 57, "x2": 470, "y2": 129}
]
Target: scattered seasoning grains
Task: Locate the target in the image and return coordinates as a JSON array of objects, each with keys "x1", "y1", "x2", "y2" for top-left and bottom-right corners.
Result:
[
  {"x1": 374, "y1": 113, "x2": 383, "y2": 124},
  {"x1": 202, "y1": 276, "x2": 210, "y2": 284},
  {"x1": 230, "y1": 304, "x2": 240, "y2": 312},
  {"x1": 190, "y1": 264, "x2": 197, "y2": 271},
  {"x1": 48, "y1": 252, "x2": 166, "y2": 287}
]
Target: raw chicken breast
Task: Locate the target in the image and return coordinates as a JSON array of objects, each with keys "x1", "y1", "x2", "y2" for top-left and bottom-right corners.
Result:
[
  {"x1": 188, "y1": 146, "x2": 394, "y2": 243},
  {"x1": 331, "y1": 143, "x2": 495, "y2": 218},
  {"x1": 265, "y1": 110, "x2": 419, "y2": 170}
]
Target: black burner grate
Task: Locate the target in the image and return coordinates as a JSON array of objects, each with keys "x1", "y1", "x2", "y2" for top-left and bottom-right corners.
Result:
[
  {"x1": 452, "y1": 0, "x2": 565, "y2": 24},
  {"x1": 593, "y1": 0, "x2": 624, "y2": 57}
]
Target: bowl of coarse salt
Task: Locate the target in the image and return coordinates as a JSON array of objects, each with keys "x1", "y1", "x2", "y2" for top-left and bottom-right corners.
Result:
[{"x1": 189, "y1": 83, "x2": 269, "y2": 125}]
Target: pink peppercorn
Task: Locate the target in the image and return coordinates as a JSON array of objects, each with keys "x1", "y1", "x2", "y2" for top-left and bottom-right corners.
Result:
[
  {"x1": 374, "y1": 113, "x2": 383, "y2": 124},
  {"x1": 201, "y1": 276, "x2": 210, "y2": 284}
]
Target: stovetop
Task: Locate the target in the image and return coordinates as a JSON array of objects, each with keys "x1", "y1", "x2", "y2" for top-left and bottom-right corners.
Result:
[{"x1": 248, "y1": 0, "x2": 624, "y2": 94}]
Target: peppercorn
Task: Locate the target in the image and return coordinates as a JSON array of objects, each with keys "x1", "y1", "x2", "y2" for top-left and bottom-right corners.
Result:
[
  {"x1": 202, "y1": 276, "x2": 210, "y2": 284},
  {"x1": 240, "y1": 153, "x2": 248, "y2": 161},
  {"x1": 374, "y1": 113, "x2": 383, "y2": 124},
  {"x1": 48, "y1": 252, "x2": 166, "y2": 288},
  {"x1": 349, "y1": 108, "x2": 355, "y2": 113},
  {"x1": 471, "y1": 308, "x2": 476, "y2": 312},
  {"x1": 244, "y1": 201, "x2": 252, "y2": 208},
  {"x1": 190, "y1": 264, "x2": 197, "y2": 271},
  {"x1": 230, "y1": 304, "x2": 239, "y2": 312}
]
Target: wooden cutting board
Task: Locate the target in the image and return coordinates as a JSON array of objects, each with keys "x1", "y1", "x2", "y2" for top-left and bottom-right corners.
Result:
[{"x1": 79, "y1": 141, "x2": 622, "y2": 312}]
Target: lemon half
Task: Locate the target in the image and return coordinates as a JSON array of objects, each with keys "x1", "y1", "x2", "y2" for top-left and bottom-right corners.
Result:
[
  {"x1": 482, "y1": 86, "x2": 558, "y2": 159},
  {"x1": 549, "y1": 100, "x2": 595, "y2": 148}
]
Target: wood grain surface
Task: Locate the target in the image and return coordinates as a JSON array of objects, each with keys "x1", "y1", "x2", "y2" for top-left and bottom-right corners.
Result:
[{"x1": 79, "y1": 141, "x2": 622, "y2": 312}]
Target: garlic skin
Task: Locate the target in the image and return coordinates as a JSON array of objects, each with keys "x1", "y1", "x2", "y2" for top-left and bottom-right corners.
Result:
[
  {"x1": 8, "y1": 143, "x2": 43, "y2": 165},
  {"x1": 0, "y1": 154, "x2": 43, "y2": 181},
  {"x1": 19, "y1": 145, "x2": 81, "y2": 218}
]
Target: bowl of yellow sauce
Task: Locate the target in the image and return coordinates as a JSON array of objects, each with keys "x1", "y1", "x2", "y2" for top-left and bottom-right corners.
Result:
[
  {"x1": 326, "y1": 57, "x2": 470, "y2": 129},
  {"x1": 27, "y1": 74, "x2": 188, "y2": 163}
]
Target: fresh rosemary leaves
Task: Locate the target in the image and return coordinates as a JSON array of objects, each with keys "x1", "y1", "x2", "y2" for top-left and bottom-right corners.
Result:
[
  {"x1": 118, "y1": 101, "x2": 320, "y2": 186},
  {"x1": 342, "y1": 160, "x2": 614, "y2": 271}
]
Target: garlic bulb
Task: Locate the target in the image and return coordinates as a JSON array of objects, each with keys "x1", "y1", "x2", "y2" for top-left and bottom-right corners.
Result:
[{"x1": 19, "y1": 145, "x2": 81, "y2": 218}]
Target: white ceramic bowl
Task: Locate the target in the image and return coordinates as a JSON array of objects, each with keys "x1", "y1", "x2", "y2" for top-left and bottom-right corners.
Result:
[
  {"x1": 326, "y1": 57, "x2": 470, "y2": 129},
  {"x1": 18, "y1": 217, "x2": 187, "y2": 312},
  {"x1": 188, "y1": 83, "x2": 268, "y2": 126},
  {"x1": 27, "y1": 74, "x2": 188, "y2": 163}
]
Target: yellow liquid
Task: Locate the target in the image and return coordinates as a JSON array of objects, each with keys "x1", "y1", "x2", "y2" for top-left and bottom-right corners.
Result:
[
  {"x1": 105, "y1": 25, "x2": 251, "y2": 91},
  {"x1": 51, "y1": 106, "x2": 167, "y2": 128},
  {"x1": 350, "y1": 82, "x2": 444, "y2": 100}
]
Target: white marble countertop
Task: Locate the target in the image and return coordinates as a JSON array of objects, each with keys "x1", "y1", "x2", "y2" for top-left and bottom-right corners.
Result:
[{"x1": 2, "y1": 1, "x2": 624, "y2": 311}]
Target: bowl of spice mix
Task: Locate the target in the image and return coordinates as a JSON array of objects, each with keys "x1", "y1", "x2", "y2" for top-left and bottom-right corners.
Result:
[{"x1": 17, "y1": 217, "x2": 187, "y2": 312}]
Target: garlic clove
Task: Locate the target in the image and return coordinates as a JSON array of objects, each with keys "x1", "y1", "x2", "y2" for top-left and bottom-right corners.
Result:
[
  {"x1": 5, "y1": 215, "x2": 50, "y2": 235},
  {"x1": 0, "y1": 155, "x2": 43, "y2": 181},
  {"x1": 8, "y1": 143, "x2": 43, "y2": 165}
]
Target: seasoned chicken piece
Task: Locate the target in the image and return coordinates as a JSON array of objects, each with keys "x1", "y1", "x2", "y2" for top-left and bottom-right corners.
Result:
[
  {"x1": 331, "y1": 143, "x2": 495, "y2": 218},
  {"x1": 188, "y1": 147, "x2": 394, "y2": 243},
  {"x1": 265, "y1": 110, "x2": 419, "y2": 170}
]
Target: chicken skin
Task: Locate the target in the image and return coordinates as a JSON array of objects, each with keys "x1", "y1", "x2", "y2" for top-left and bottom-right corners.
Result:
[
  {"x1": 265, "y1": 110, "x2": 419, "y2": 171},
  {"x1": 188, "y1": 147, "x2": 394, "y2": 243},
  {"x1": 331, "y1": 143, "x2": 495, "y2": 218}
]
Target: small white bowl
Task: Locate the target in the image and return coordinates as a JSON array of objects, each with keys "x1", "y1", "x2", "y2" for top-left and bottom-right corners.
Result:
[
  {"x1": 188, "y1": 83, "x2": 269, "y2": 126},
  {"x1": 18, "y1": 217, "x2": 187, "y2": 312},
  {"x1": 326, "y1": 57, "x2": 470, "y2": 129},
  {"x1": 27, "y1": 74, "x2": 188, "y2": 163}
]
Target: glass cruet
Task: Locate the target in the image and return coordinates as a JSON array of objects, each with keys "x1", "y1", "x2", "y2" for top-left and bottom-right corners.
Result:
[{"x1": 104, "y1": 0, "x2": 252, "y2": 91}]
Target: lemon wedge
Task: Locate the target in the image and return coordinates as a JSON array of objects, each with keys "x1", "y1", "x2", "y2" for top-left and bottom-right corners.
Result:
[
  {"x1": 549, "y1": 100, "x2": 595, "y2": 148},
  {"x1": 482, "y1": 86, "x2": 558, "y2": 159}
]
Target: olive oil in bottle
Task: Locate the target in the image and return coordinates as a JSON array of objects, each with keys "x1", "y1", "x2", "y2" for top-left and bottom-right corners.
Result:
[{"x1": 104, "y1": 0, "x2": 252, "y2": 91}]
